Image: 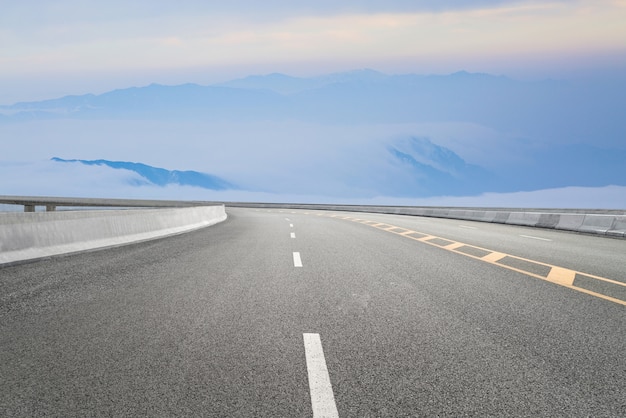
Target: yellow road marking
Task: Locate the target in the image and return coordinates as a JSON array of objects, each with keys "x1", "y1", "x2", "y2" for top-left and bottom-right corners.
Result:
[
  {"x1": 417, "y1": 236, "x2": 437, "y2": 242},
  {"x1": 482, "y1": 252, "x2": 507, "y2": 263},
  {"x1": 547, "y1": 267, "x2": 576, "y2": 286},
  {"x1": 388, "y1": 227, "x2": 409, "y2": 233},
  {"x1": 319, "y1": 213, "x2": 626, "y2": 306},
  {"x1": 444, "y1": 242, "x2": 466, "y2": 251}
]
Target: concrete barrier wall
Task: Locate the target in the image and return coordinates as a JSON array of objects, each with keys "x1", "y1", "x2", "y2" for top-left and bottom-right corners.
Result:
[
  {"x1": 379, "y1": 207, "x2": 624, "y2": 238},
  {"x1": 409, "y1": 209, "x2": 624, "y2": 237},
  {"x1": 0, "y1": 206, "x2": 226, "y2": 266}
]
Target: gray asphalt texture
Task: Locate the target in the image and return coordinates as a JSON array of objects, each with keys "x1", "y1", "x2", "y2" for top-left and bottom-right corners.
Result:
[{"x1": 1, "y1": 208, "x2": 625, "y2": 417}]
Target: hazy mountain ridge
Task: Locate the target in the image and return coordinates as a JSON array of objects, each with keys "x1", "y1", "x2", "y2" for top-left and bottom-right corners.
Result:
[
  {"x1": 387, "y1": 137, "x2": 494, "y2": 196},
  {"x1": 2, "y1": 84, "x2": 288, "y2": 120},
  {"x1": 2, "y1": 69, "x2": 624, "y2": 199},
  {"x1": 2, "y1": 69, "x2": 621, "y2": 146},
  {"x1": 0, "y1": 70, "x2": 574, "y2": 119},
  {"x1": 386, "y1": 137, "x2": 626, "y2": 196},
  {"x1": 218, "y1": 69, "x2": 392, "y2": 93},
  {"x1": 51, "y1": 158, "x2": 236, "y2": 190}
]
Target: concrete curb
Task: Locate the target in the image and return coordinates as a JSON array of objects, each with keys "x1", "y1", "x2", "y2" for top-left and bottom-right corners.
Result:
[{"x1": 0, "y1": 206, "x2": 226, "y2": 266}]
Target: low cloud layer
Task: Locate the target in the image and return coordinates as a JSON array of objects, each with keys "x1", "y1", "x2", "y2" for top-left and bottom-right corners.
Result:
[
  {"x1": 2, "y1": 159, "x2": 625, "y2": 210},
  {"x1": 0, "y1": 160, "x2": 145, "y2": 197}
]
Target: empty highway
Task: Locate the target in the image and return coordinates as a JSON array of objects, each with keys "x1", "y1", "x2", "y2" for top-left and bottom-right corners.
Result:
[{"x1": 1, "y1": 207, "x2": 625, "y2": 416}]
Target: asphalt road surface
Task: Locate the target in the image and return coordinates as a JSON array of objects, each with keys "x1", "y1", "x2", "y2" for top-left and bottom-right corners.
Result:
[{"x1": 1, "y1": 207, "x2": 625, "y2": 417}]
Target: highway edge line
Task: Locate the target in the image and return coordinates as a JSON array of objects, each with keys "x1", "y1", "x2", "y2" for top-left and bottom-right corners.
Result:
[{"x1": 316, "y1": 213, "x2": 626, "y2": 307}]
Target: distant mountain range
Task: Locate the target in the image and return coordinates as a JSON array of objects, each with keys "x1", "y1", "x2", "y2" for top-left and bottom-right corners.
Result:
[
  {"x1": 217, "y1": 68, "x2": 391, "y2": 94},
  {"x1": 2, "y1": 69, "x2": 623, "y2": 147},
  {"x1": 0, "y1": 70, "x2": 626, "y2": 149},
  {"x1": 51, "y1": 158, "x2": 236, "y2": 190},
  {"x1": 3, "y1": 69, "x2": 624, "y2": 199}
]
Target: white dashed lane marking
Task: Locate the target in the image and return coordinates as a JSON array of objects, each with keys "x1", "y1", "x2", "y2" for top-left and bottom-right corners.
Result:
[
  {"x1": 303, "y1": 333, "x2": 339, "y2": 418},
  {"x1": 293, "y1": 252, "x2": 303, "y2": 267},
  {"x1": 520, "y1": 234, "x2": 552, "y2": 242}
]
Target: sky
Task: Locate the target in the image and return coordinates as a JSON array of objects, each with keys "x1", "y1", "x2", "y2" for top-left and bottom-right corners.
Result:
[
  {"x1": 1, "y1": 0, "x2": 625, "y2": 208},
  {"x1": 2, "y1": 0, "x2": 626, "y2": 104}
]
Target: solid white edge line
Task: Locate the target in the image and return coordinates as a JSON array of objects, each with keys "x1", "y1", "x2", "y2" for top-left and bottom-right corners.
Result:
[
  {"x1": 303, "y1": 333, "x2": 339, "y2": 418},
  {"x1": 293, "y1": 252, "x2": 303, "y2": 267}
]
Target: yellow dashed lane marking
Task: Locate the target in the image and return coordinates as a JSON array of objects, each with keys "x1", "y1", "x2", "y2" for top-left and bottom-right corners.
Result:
[
  {"x1": 547, "y1": 267, "x2": 576, "y2": 286},
  {"x1": 320, "y1": 213, "x2": 626, "y2": 306},
  {"x1": 482, "y1": 252, "x2": 507, "y2": 263},
  {"x1": 444, "y1": 242, "x2": 466, "y2": 251}
]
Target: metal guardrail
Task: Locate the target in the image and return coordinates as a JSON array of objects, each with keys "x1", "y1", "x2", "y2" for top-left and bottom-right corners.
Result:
[
  {"x1": 1, "y1": 195, "x2": 625, "y2": 214},
  {"x1": 223, "y1": 202, "x2": 626, "y2": 215}
]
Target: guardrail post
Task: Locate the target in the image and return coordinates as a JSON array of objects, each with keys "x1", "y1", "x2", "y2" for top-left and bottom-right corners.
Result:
[{"x1": 24, "y1": 204, "x2": 36, "y2": 212}]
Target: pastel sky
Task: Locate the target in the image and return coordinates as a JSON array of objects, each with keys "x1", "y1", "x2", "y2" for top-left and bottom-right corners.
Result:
[{"x1": 2, "y1": 0, "x2": 626, "y2": 103}]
